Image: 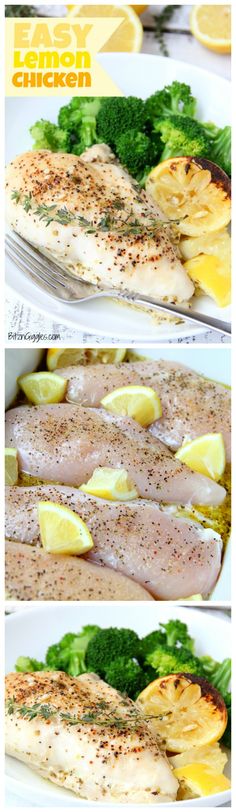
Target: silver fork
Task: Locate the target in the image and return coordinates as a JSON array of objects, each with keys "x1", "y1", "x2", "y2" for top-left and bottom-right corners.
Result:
[{"x1": 5, "y1": 232, "x2": 231, "y2": 336}]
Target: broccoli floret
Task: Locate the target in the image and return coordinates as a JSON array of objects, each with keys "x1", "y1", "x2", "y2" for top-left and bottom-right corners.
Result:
[
  {"x1": 104, "y1": 656, "x2": 148, "y2": 699},
  {"x1": 96, "y1": 96, "x2": 145, "y2": 149},
  {"x1": 154, "y1": 115, "x2": 210, "y2": 162},
  {"x1": 145, "y1": 81, "x2": 197, "y2": 124},
  {"x1": 115, "y1": 129, "x2": 161, "y2": 180},
  {"x1": 45, "y1": 626, "x2": 100, "y2": 676},
  {"x1": 160, "y1": 620, "x2": 195, "y2": 653},
  {"x1": 202, "y1": 123, "x2": 231, "y2": 176},
  {"x1": 200, "y1": 656, "x2": 231, "y2": 698},
  {"x1": 146, "y1": 644, "x2": 201, "y2": 678},
  {"x1": 57, "y1": 97, "x2": 102, "y2": 156},
  {"x1": 210, "y1": 126, "x2": 231, "y2": 177},
  {"x1": 85, "y1": 627, "x2": 140, "y2": 677},
  {"x1": 58, "y1": 96, "x2": 102, "y2": 131},
  {"x1": 139, "y1": 630, "x2": 167, "y2": 662},
  {"x1": 15, "y1": 656, "x2": 45, "y2": 672},
  {"x1": 30, "y1": 120, "x2": 70, "y2": 152}
]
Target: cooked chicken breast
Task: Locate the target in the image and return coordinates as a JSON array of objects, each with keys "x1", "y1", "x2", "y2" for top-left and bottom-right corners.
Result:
[
  {"x1": 60, "y1": 359, "x2": 231, "y2": 461},
  {"x1": 5, "y1": 542, "x2": 154, "y2": 602},
  {"x1": 5, "y1": 404, "x2": 225, "y2": 505},
  {"x1": 5, "y1": 671, "x2": 178, "y2": 803},
  {"x1": 5, "y1": 485, "x2": 222, "y2": 599},
  {"x1": 5, "y1": 148, "x2": 194, "y2": 303}
]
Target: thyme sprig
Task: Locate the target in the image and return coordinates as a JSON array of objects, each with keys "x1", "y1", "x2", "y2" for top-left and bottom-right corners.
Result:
[
  {"x1": 6, "y1": 697, "x2": 169, "y2": 730},
  {"x1": 11, "y1": 191, "x2": 178, "y2": 237},
  {"x1": 153, "y1": 5, "x2": 180, "y2": 57}
]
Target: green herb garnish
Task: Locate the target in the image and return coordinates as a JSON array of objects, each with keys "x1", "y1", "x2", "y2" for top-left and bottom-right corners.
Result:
[{"x1": 153, "y1": 5, "x2": 180, "y2": 57}]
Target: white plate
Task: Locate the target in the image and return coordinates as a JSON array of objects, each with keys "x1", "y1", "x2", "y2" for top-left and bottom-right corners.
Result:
[
  {"x1": 5, "y1": 604, "x2": 231, "y2": 807},
  {"x1": 5, "y1": 53, "x2": 231, "y2": 341},
  {"x1": 5, "y1": 345, "x2": 231, "y2": 602}
]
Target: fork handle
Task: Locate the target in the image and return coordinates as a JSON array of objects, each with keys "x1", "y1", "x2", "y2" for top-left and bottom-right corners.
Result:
[{"x1": 133, "y1": 296, "x2": 231, "y2": 337}]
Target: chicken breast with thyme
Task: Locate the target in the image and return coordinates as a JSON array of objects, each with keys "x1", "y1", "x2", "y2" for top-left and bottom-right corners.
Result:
[
  {"x1": 5, "y1": 671, "x2": 178, "y2": 803},
  {"x1": 5, "y1": 147, "x2": 194, "y2": 303}
]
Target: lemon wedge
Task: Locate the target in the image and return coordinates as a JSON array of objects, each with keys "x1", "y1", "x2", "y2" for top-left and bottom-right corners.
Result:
[
  {"x1": 190, "y1": 5, "x2": 231, "y2": 54},
  {"x1": 46, "y1": 348, "x2": 126, "y2": 370},
  {"x1": 183, "y1": 254, "x2": 231, "y2": 308},
  {"x1": 101, "y1": 385, "x2": 162, "y2": 427},
  {"x1": 18, "y1": 372, "x2": 67, "y2": 405},
  {"x1": 66, "y1": 5, "x2": 143, "y2": 52},
  {"x1": 80, "y1": 467, "x2": 138, "y2": 501},
  {"x1": 38, "y1": 502, "x2": 94, "y2": 555},
  {"x1": 173, "y1": 763, "x2": 230, "y2": 797},
  {"x1": 175, "y1": 433, "x2": 226, "y2": 481},
  {"x1": 5, "y1": 448, "x2": 18, "y2": 486},
  {"x1": 146, "y1": 156, "x2": 231, "y2": 237},
  {"x1": 137, "y1": 673, "x2": 227, "y2": 752}
]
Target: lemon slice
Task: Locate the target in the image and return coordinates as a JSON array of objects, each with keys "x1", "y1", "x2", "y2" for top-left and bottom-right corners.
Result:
[
  {"x1": 173, "y1": 763, "x2": 230, "y2": 798},
  {"x1": 80, "y1": 466, "x2": 138, "y2": 501},
  {"x1": 137, "y1": 673, "x2": 227, "y2": 752},
  {"x1": 38, "y1": 501, "x2": 94, "y2": 555},
  {"x1": 170, "y1": 742, "x2": 228, "y2": 775},
  {"x1": 46, "y1": 348, "x2": 126, "y2": 370},
  {"x1": 101, "y1": 385, "x2": 162, "y2": 427},
  {"x1": 146, "y1": 156, "x2": 231, "y2": 237},
  {"x1": 190, "y1": 5, "x2": 231, "y2": 54},
  {"x1": 18, "y1": 372, "x2": 67, "y2": 405},
  {"x1": 175, "y1": 433, "x2": 226, "y2": 481},
  {"x1": 66, "y1": 5, "x2": 143, "y2": 52},
  {"x1": 5, "y1": 448, "x2": 18, "y2": 486}
]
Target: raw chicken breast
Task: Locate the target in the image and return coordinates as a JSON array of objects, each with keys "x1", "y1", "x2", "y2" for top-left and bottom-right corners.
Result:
[
  {"x1": 5, "y1": 485, "x2": 222, "y2": 599},
  {"x1": 59, "y1": 359, "x2": 231, "y2": 461},
  {"x1": 5, "y1": 542, "x2": 154, "y2": 602},
  {"x1": 5, "y1": 671, "x2": 178, "y2": 803},
  {"x1": 5, "y1": 404, "x2": 225, "y2": 505},
  {"x1": 5, "y1": 148, "x2": 194, "y2": 303}
]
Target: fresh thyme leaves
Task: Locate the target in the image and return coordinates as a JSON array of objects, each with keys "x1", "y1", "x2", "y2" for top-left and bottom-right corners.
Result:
[
  {"x1": 14, "y1": 192, "x2": 178, "y2": 237},
  {"x1": 6, "y1": 698, "x2": 168, "y2": 730},
  {"x1": 23, "y1": 193, "x2": 32, "y2": 213},
  {"x1": 11, "y1": 190, "x2": 21, "y2": 203},
  {"x1": 153, "y1": 5, "x2": 180, "y2": 57}
]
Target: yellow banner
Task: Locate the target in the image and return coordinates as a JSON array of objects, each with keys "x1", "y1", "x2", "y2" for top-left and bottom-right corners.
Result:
[{"x1": 5, "y1": 18, "x2": 123, "y2": 96}]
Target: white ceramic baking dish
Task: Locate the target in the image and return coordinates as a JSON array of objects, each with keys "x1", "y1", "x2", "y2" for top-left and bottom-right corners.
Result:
[{"x1": 5, "y1": 346, "x2": 231, "y2": 602}]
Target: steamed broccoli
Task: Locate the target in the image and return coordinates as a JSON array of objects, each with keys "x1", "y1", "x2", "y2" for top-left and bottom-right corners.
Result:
[
  {"x1": 146, "y1": 644, "x2": 201, "y2": 678},
  {"x1": 210, "y1": 125, "x2": 231, "y2": 177},
  {"x1": 58, "y1": 97, "x2": 102, "y2": 132},
  {"x1": 15, "y1": 656, "x2": 45, "y2": 673},
  {"x1": 96, "y1": 96, "x2": 145, "y2": 149},
  {"x1": 139, "y1": 630, "x2": 167, "y2": 662},
  {"x1": 154, "y1": 115, "x2": 210, "y2": 162},
  {"x1": 200, "y1": 656, "x2": 231, "y2": 697},
  {"x1": 57, "y1": 97, "x2": 102, "y2": 155},
  {"x1": 145, "y1": 81, "x2": 197, "y2": 124},
  {"x1": 104, "y1": 656, "x2": 148, "y2": 699},
  {"x1": 30, "y1": 120, "x2": 70, "y2": 152},
  {"x1": 160, "y1": 620, "x2": 195, "y2": 653},
  {"x1": 115, "y1": 129, "x2": 161, "y2": 181},
  {"x1": 85, "y1": 627, "x2": 140, "y2": 677},
  {"x1": 45, "y1": 626, "x2": 100, "y2": 676}
]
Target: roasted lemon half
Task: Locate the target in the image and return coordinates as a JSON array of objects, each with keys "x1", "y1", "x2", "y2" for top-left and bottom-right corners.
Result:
[
  {"x1": 146, "y1": 156, "x2": 231, "y2": 237},
  {"x1": 137, "y1": 673, "x2": 227, "y2": 752}
]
